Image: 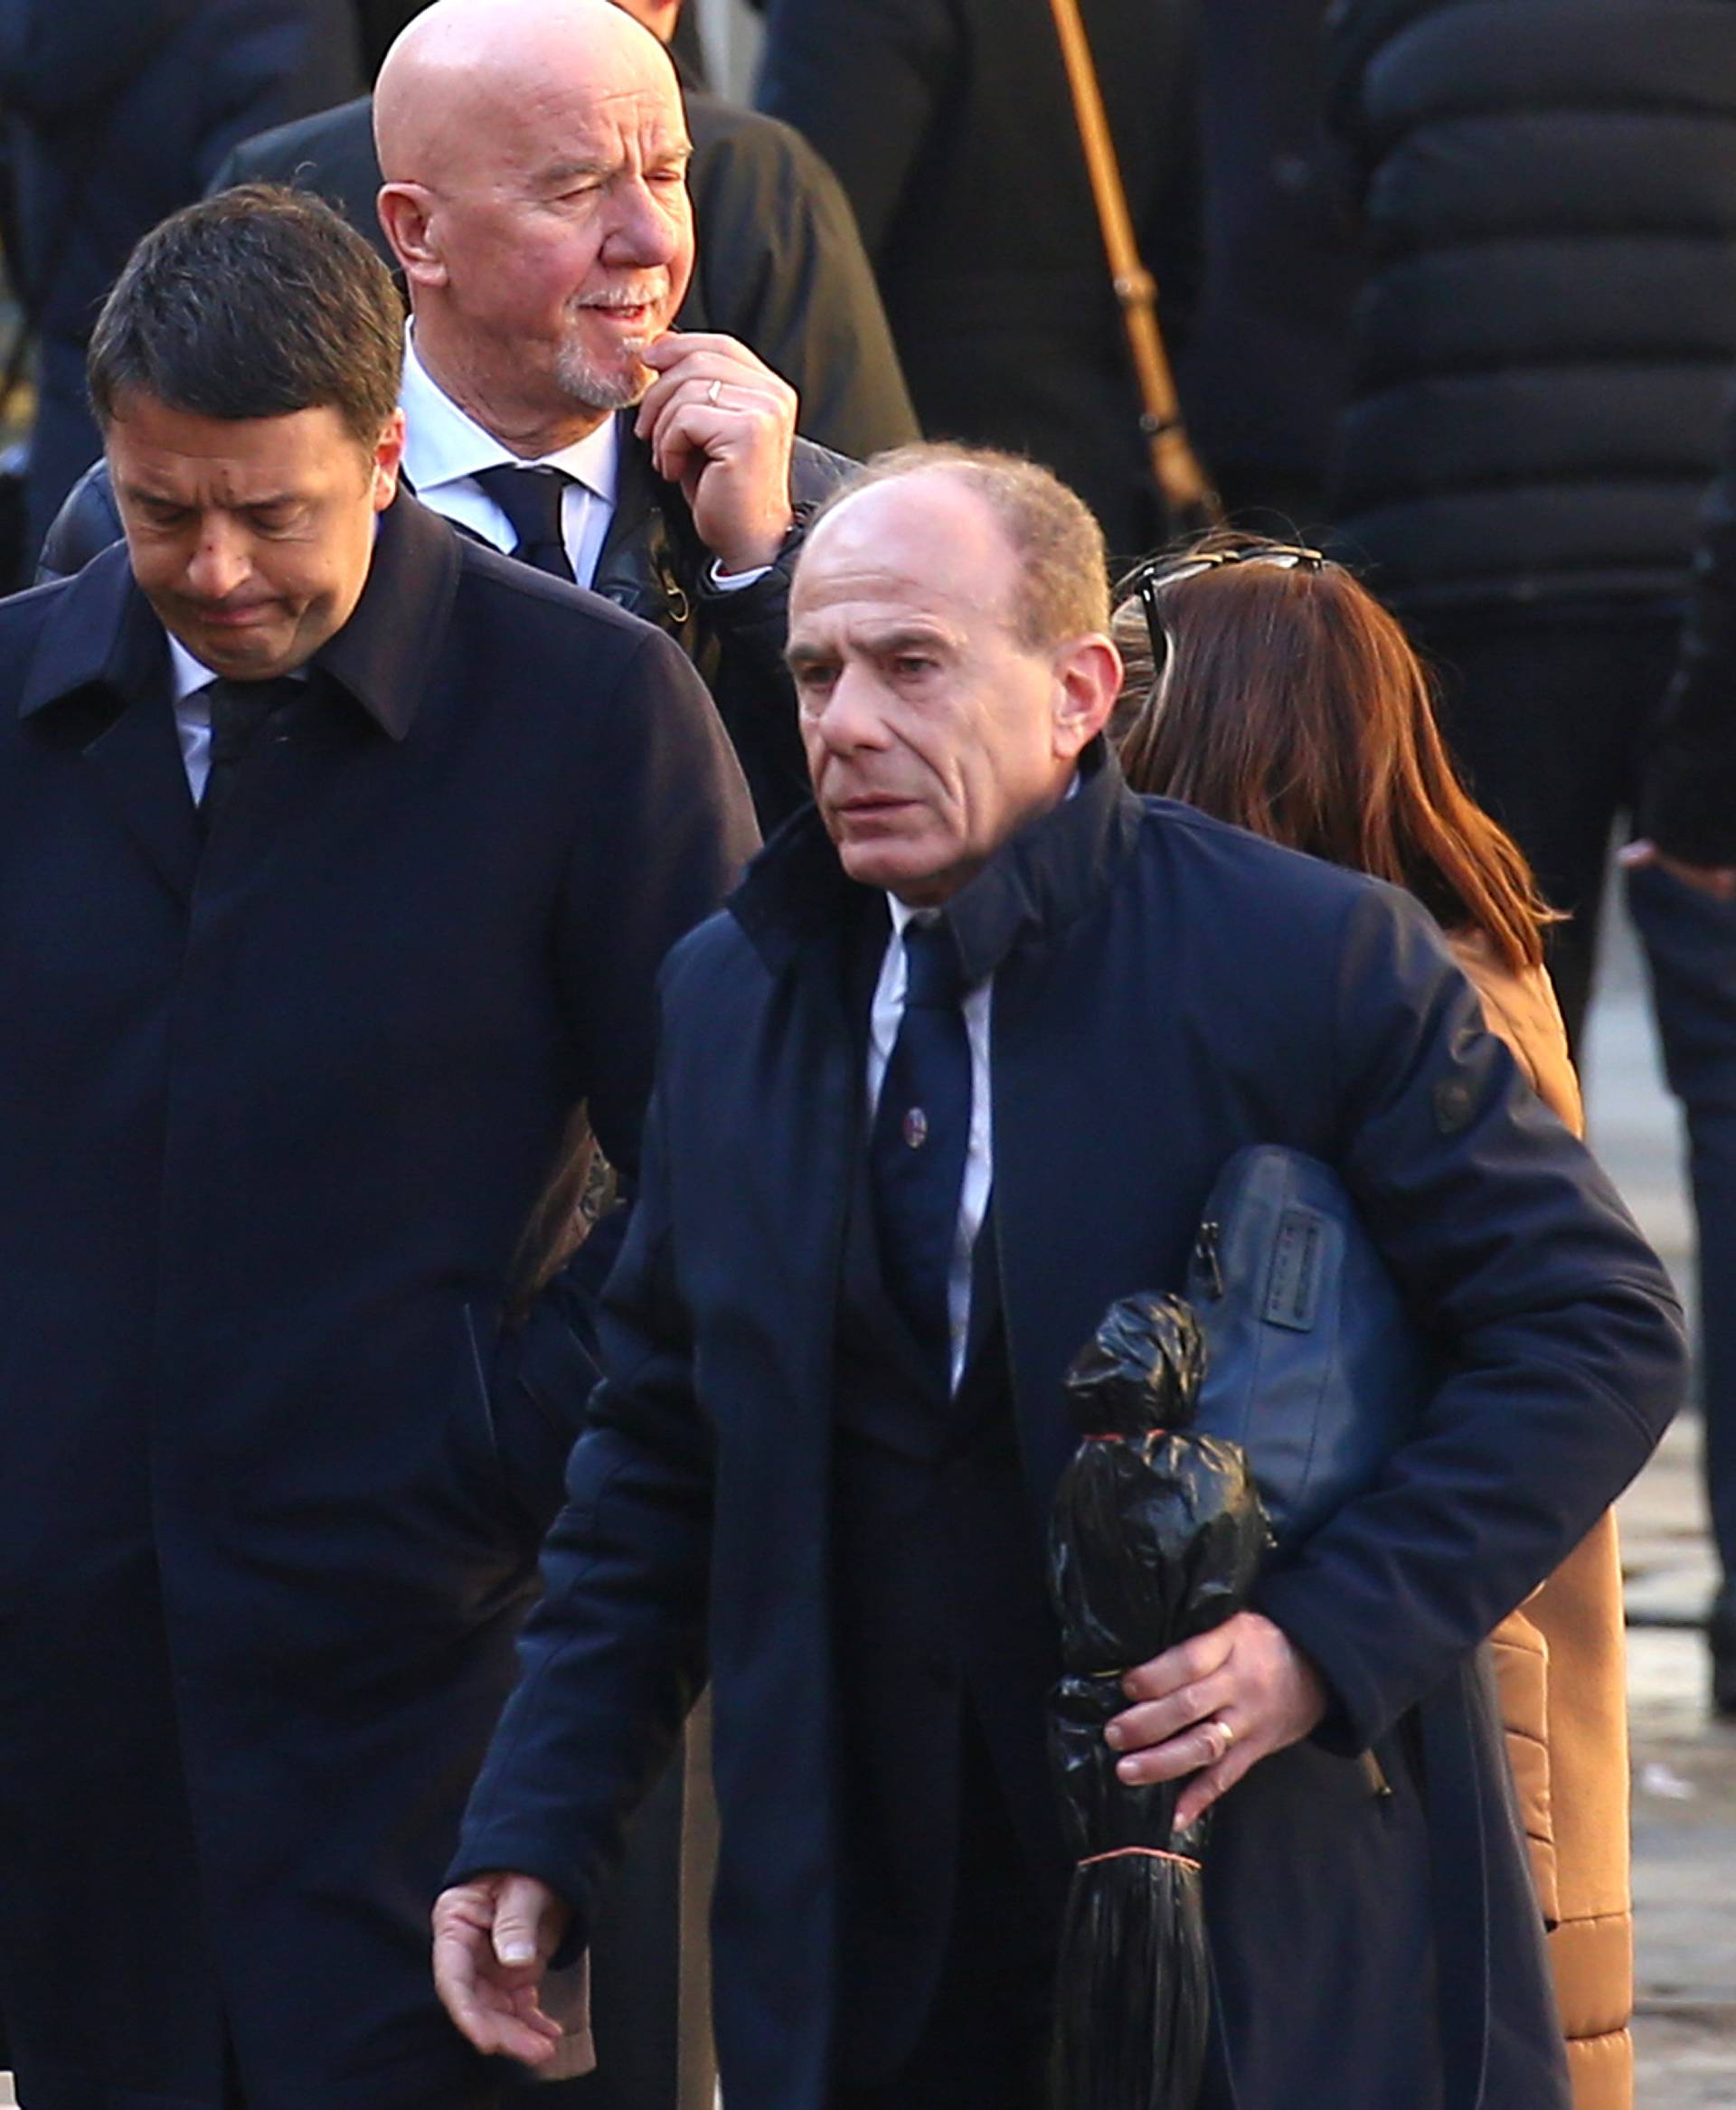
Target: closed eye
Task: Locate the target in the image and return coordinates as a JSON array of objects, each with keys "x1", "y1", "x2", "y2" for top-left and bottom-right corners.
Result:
[
  {"x1": 134, "y1": 498, "x2": 193, "y2": 529},
  {"x1": 246, "y1": 505, "x2": 302, "y2": 534}
]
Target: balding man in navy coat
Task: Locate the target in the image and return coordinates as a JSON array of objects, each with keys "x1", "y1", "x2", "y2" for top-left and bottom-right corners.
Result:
[{"x1": 436, "y1": 447, "x2": 1684, "y2": 2110}]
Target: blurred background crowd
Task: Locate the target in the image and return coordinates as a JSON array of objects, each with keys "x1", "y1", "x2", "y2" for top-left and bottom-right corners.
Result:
[
  {"x1": 6, "y1": 0, "x2": 1730, "y2": 1690},
  {"x1": 3, "y1": 2, "x2": 1736, "y2": 2101}
]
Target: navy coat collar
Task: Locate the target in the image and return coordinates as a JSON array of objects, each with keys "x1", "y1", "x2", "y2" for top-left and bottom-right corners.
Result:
[
  {"x1": 729, "y1": 737, "x2": 1144, "y2": 983},
  {"x1": 18, "y1": 488, "x2": 461, "y2": 743}
]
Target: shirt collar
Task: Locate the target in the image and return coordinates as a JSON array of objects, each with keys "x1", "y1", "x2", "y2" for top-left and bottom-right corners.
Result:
[
  {"x1": 165, "y1": 634, "x2": 310, "y2": 703},
  {"x1": 400, "y1": 323, "x2": 618, "y2": 504}
]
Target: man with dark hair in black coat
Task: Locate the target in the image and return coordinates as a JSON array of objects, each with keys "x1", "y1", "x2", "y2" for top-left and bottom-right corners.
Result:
[
  {"x1": 1328, "y1": 0, "x2": 1736, "y2": 1739},
  {"x1": 0, "y1": 0, "x2": 361, "y2": 568},
  {"x1": 754, "y1": 0, "x2": 1200, "y2": 561},
  {"x1": 0, "y1": 182, "x2": 756, "y2": 2110}
]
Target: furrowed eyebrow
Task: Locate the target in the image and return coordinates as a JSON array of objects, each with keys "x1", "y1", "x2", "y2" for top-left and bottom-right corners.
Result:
[
  {"x1": 536, "y1": 159, "x2": 613, "y2": 189},
  {"x1": 536, "y1": 143, "x2": 693, "y2": 190},
  {"x1": 865, "y1": 626, "x2": 956, "y2": 656},
  {"x1": 120, "y1": 485, "x2": 298, "y2": 512}
]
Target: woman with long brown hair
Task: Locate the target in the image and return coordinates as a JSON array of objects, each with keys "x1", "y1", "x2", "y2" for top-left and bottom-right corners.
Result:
[
  {"x1": 1114, "y1": 538, "x2": 1579, "y2": 1118},
  {"x1": 1110, "y1": 533, "x2": 1628, "y2": 2110}
]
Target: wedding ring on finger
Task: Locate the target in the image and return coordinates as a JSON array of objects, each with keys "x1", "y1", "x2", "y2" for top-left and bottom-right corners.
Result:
[
  {"x1": 1205, "y1": 1717, "x2": 1235, "y2": 1761},
  {"x1": 706, "y1": 378, "x2": 722, "y2": 407}
]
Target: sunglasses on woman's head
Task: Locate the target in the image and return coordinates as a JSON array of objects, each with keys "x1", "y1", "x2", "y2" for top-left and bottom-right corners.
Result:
[{"x1": 1122, "y1": 542, "x2": 1328, "y2": 686}]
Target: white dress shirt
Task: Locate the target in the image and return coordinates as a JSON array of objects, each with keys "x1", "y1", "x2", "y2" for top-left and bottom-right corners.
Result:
[
  {"x1": 867, "y1": 898, "x2": 994, "y2": 1392},
  {"x1": 400, "y1": 327, "x2": 619, "y2": 587}
]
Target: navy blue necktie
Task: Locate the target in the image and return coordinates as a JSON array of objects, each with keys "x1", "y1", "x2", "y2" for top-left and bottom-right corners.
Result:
[
  {"x1": 472, "y1": 463, "x2": 576, "y2": 582},
  {"x1": 201, "y1": 675, "x2": 299, "y2": 830},
  {"x1": 872, "y1": 917, "x2": 973, "y2": 1380}
]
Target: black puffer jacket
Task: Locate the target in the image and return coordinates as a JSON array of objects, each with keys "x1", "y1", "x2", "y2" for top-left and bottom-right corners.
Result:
[{"x1": 1327, "y1": 0, "x2": 1736, "y2": 609}]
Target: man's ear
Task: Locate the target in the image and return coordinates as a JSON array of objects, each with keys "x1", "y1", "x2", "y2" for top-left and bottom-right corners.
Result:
[
  {"x1": 371, "y1": 409, "x2": 408, "y2": 512},
  {"x1": 375, "y1": 182, "x2": 445, "y2": 287},
  {"x1": 1052, "y1": 634, "x2": 1122, "y2": 759}
]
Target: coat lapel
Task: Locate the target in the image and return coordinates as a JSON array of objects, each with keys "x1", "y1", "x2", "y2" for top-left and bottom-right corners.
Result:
[
  {"x1": 18, "y1": 542, "x2": 201, "y2": 905},
  {"x1": 81, "y1": 682, "x2": 203, "y2": 905}
]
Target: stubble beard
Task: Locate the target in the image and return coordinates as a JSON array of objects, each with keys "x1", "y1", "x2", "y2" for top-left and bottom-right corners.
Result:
[
  {"x1": 552, "y1": 334, "x2": 655, "y2": 414},
  {"x1": 552, "y1": 286, "x2": 671, "y2": 414}
]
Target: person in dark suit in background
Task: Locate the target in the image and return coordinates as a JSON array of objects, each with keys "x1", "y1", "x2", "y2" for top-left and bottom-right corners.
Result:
[
  {"x1": 1326, "y1": 0, "x2": 1736, "y2": 1729},
  {"x1": 0, "y1": 184, "x2": 756, "y2": 2110},
  {"x1": 1175, "y1": 0, "x2": 1359, "y2": 533},
  {"x1": 354, "y1": 0, "x2": 423, "y2": 72},
  {"x1": 755, "y1": 0, "x2": 1201, "y2": 560},
  {"x1": 0, "y1": 0, "x2": 361, "y2": 567},
  {"x1": 1622, "y1": 377, "x2": 1736, "y2": 1718},
  {"x1": 206, "y1": 0, "x2": 919, "y2": 465},
  {"x1": 429, "y1": 445, "x2": 1684, "y2": 2110}
]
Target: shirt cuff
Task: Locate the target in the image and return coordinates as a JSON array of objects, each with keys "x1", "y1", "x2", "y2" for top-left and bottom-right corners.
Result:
[{"x1": 707, "y1": 559, "x2": 773, "y2": 591}]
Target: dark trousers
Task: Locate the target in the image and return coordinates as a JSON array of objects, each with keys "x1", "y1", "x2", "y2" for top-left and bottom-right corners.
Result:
[
  {"x1": 828, "y1": 1717, "x2": 1055, "y2": 2110},
  {"x1": 1416, "y1": 608, "x2": 1736, "y2": 1587},
  {"x1": 1630, "y1": 860, "x2": 1736, "y2": 1582}
]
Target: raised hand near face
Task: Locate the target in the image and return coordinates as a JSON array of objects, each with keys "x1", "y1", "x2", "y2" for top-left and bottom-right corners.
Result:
[{"x1": 635, "y1": 331, "x2": 798, "y2": 575}]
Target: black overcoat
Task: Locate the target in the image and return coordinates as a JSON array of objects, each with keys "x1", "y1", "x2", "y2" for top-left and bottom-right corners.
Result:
[
  {"x1": 0, "y1": 495, "x2": 758, "y2": 2109},
  {"x1": 456, "y1": 754, "x2": 1684, "y2": 2108},
  {"x1": 754, "y1": 0, "x2": 1201, "y2": 560}
]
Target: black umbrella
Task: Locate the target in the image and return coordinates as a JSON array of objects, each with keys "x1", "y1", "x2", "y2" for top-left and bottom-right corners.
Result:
[{"x1": 1047, "y1": 1292, "x2": 1269, "y2": 2110}]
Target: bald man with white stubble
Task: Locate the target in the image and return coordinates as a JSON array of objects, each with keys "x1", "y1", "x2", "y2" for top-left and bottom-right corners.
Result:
[{"x1": 370, "y1": 0, "x2": 852, "y2": 826}]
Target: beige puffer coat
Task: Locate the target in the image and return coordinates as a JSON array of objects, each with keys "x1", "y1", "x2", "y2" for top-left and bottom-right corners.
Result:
[{"x1": 1448, "y1": 928, "x2": 1632, "y2": 2110}]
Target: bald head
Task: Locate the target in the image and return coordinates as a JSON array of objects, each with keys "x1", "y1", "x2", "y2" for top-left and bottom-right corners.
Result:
[
  {"x1": 375, "y1": 0, "x2": 674, "y2": 186},
  {"x1": 373, "y1": 0, "x2": 694, "y2": 453}
]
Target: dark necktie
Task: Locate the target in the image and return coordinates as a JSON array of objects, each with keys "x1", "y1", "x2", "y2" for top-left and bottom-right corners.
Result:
[
  {"x1": 871, "y1": 917, "x2": 973, "y2": 1382},
  {"x1": 201, "y1": 675, "x2": 300, "y2": 829},
  {"x1": 471, "y1": 463, "x2": 577, "y2": 582}
]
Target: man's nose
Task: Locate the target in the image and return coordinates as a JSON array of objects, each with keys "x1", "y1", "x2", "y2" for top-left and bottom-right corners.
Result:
[
  {"x1": 601, "y1": 178, "x2": 683, "y2": 267},
  {"x1": 810, "y1": 668, "x2": 892, "y2": 753},
  {"x1": 184, "y1": 519, "x2": 252, "y2": 601}
]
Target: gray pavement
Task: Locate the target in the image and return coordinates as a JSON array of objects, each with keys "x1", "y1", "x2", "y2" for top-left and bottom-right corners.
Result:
[{"x1": 1586, "y1": 891, "x2": 1736, "y2": 2105}]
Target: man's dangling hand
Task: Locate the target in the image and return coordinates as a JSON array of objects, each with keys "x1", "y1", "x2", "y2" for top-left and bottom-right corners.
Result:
[{"x1": 432, "y1": 1870, "x2": 572, "y2": 2064}]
